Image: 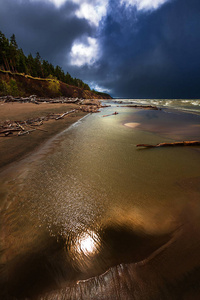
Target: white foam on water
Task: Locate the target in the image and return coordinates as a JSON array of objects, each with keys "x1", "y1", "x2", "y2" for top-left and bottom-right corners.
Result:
[{"x1": 114, "y1": 99, "x2": 200, "y2": 113}]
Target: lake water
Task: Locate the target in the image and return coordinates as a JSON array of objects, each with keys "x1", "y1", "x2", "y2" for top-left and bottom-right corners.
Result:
[{"x1": 0, "y1": 99, "x2": 200, "y2": 299}]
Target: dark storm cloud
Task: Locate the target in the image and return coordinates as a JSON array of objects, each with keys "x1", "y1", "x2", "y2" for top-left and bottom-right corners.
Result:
[
  {"x1": 77, "y1": 0, "x2": 200, "y2": 98},
  {"x1": 0, "y1": 0, "x2": 94, "y2": 65},
  {"x1": 0, "y1": 0, "x2": 200, "y2": 98}
]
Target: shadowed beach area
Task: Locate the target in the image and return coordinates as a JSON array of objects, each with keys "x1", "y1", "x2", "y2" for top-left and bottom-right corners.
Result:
[
  {"x1": 0, "y1": 101, "x2": 200, "y2": 299},
  {"x1": 0, "y1": 102, "x2": 88, "y2": 169}
]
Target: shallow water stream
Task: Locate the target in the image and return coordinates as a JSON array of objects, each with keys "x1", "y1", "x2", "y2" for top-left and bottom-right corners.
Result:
[{"x1": 1, "y1": 102, "x2": 200, "y2": 299}]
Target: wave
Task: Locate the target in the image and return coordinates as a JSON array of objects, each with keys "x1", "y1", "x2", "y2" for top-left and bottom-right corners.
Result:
[{"x1": 113, "y1": 99, "x2": 200, "y2": 113}]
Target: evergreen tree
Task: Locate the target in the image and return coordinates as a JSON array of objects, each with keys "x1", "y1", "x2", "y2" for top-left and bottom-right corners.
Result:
[
  {"x1": 0, "y1": 31, "x2": 10, "y2": 70},
  {"x1": 10, "y1": 34, "x2": 18, "y2": 49},
  {"x1": 9, "y1": 34, "x2": 18, "y2": 71},
  {"x1": 34, "y1": 52, "x2": 43, "y2": 77},
  {"x1": 0, "y1": 30, "x2": 94, "y2": 91},
  {"x1": 17, "y1": 48, "x2": 27, "y2": 73},
  {"x1": 42, "y1": 60, "x2": 51, "y2": 78},
  {"x1": 65, "y1": 72, "x2": 73, "y2": 85},
  {"x1": 27, "y1": 53, "x2": 37, "y2": 76}
]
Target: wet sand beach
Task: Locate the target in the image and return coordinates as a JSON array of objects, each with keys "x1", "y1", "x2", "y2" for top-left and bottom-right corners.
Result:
[{"x1": 0, "y1": 101, "x2": 200, "y2": 299}]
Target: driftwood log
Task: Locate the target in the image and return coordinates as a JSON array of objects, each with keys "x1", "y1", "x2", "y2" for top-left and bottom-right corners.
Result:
[
  {"x1": 18, "y1": 129, "x2": 36, "y2": 136},
  {"x1": 137, "y1": 141, "x2": 200, "y2": 148},
  {"x1": 0, "y1": 128, "x2": 21, "y2": 134},
  {"x1": 16, "y1": 123, "x2": 25, "y2": 131},
  {"x1": 25, "y1": 124, "x2": 48, "y2": 132},
  {"x1": 55, "y1": 109, "x2": 76, "y2": 120},
  {"x1": 102, "y1": 112, "x2": 118, "y2": 117}
]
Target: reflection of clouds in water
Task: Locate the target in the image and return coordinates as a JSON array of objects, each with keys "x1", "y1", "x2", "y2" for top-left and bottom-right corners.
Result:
[
  {"x1": 104, "y1": 206, "x2": 177, "y2": 236},
  {"x1": 124, "y1": 122, "x2": 140, "y2": 128}
]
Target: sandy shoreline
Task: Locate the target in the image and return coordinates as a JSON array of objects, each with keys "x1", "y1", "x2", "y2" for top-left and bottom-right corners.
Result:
[{"x1": 0, "y1": 102, "x2": 87, "y2": 169}]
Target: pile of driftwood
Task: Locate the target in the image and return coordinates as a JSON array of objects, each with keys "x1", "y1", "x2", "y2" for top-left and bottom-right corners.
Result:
[
  {"x1": 137, "y1": 141, "x2": 200, "y2": 148},
  {"x1": 0, "y1": 109, "x2": 77, "y2": 137},
  {"x1": 79, "y1": 99, "x2": 110, "y2": 113},
  {"x1": 0, "y1": 98, "x2": 110, "y2": 137},
  {"x1": 0, "y1": 96, "x2": 110, "y2": 113},
  {"x1": 0, "y1": 95, "x2": 82, "y2": 104}
]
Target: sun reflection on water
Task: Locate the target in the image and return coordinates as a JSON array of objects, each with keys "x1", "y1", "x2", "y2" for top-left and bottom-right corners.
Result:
[
  {"x1": 78, "y1": 232, "x2": 99, "y2": 256},
  {"x1": 67, "y1": 230, "x2": 101, "y2": 271}
]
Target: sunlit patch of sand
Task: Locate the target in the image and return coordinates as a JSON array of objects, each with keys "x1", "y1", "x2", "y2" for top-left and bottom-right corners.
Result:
[{"x1": 124, "y1": 122, "x2": 140, "y2": 128}]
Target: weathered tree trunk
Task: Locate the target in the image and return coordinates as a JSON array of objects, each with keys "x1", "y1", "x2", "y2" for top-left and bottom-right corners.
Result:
[
  {"x1": 55, "y1": 109, "x2": 76, "y2": 120},
  {"x1": 136, "y1": 141, "x2": 200, "y2": 148},
  {"x1": 102, "y1": 112, "x2": 118, "y2": 117}
]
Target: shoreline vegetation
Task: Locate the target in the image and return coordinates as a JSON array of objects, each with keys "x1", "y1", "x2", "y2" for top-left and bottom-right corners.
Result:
[
  {"x1": 0, "y1": 31, "x2": 112, "y2": 99},
  {"x1": 0, "y1": 69, "x2": 112, "y2": 100}
]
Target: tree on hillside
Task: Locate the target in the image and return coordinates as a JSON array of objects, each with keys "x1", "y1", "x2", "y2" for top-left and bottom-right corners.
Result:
[
  {"x1": 0, "y1": 31, "x2": 10, "y2": 70},
  {"x1": 42, "y1": 60, "x2": 51, "y2": 78},
  {"x1": 17, "y1": 48, "x2": 27, "y2": 73},
  {"x1": 34, "y1": 52, "x2": 43, "y2": 77},
  {"x1": 55, "y1": 65, "x2": 65, "y2": 82},
  {"x1": 0, "y1": 30, "x2": 95, "y2": 92},
  {"x1": 27, "y1": 53, "x2": 37, "y2": 77},
  {"x1": 10, "y1": 34, "x2": 18, "y2": 49},
  {"x1": 9, "y1": 34, "x2": 19, "y2": 72},
  {"x1": 65, "y1": 72, "x2": 73, "y2": 85}
]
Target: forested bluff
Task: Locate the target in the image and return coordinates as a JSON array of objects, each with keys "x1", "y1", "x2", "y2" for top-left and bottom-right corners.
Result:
[{"x1": 0, "y1": 31, "x2": 112, "y2": 99}]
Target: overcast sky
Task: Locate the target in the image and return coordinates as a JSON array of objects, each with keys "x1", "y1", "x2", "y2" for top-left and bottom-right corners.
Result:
[{"x1": 0, "y1": 0, "x2": 200, "y2": 98}]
